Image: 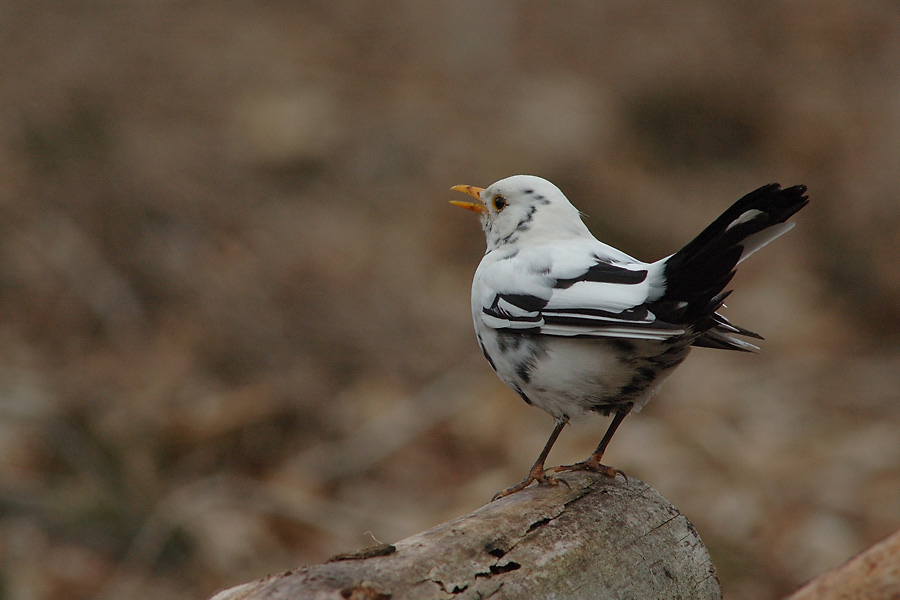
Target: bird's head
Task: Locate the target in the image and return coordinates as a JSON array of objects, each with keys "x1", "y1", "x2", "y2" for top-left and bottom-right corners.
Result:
[{"x1": 451, "y1": 175, "x2": 589, "y2": 251}]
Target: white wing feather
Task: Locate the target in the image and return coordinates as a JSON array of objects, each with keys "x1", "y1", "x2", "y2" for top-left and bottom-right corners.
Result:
[{"x1": 474, "y1": 242, "x2": 683, "y2": 341}]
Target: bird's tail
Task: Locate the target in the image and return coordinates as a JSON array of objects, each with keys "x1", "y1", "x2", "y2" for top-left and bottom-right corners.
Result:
[{"x1": 659, "y1": 183, "x2": 809, "y2": 351}]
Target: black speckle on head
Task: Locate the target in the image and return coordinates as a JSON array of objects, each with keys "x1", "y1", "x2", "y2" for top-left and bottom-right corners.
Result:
[
  {"x1": 523, "y1": 188, "x2": 534, "y2": 195},
  {"x1": 498, "y1": 231, "x2": 519, "y2": 246},
  {"x1": 514, "y1": 205, "x2": 538, "y2": 233}
]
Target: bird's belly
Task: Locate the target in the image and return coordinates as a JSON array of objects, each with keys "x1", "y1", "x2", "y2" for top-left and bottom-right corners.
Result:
[{"x1": 481, "y1": 331, "x2": 690, "y2": 419}]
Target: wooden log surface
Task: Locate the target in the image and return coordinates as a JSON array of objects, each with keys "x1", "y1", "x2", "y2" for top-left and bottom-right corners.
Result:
[
  {"x1": 785, "y1": 527, "x2": 900, "y2": 600},
  {"x1": 209, "y1": 473, "x2": 721, "y2": 600}
]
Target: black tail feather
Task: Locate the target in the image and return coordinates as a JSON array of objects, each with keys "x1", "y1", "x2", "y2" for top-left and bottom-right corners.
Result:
[
  {"x1": 658, "y1": 183, "x2": 808, "y2": 346},
  {"x1": 667, "y1": 184, "x2": 808, "y2": 276}
]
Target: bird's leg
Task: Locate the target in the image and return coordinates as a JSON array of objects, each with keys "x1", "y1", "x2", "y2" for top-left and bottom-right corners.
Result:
[
  {"x1": 555, "y1": 403, "x2": 632, "y2": 479},
  {"x1": 492, "y1": 418, "x2": 568, "y2": 501}
]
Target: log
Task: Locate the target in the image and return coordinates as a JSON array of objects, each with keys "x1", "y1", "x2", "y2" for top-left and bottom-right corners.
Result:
[
  {"x1": 785, "y1": 527, "x2": 900, "y2": 600},
  {"x1": 209, "y1": 473, "x2": 721, "y2": 600}
]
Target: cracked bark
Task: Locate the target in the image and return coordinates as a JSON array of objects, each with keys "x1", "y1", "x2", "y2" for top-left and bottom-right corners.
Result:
[{"x1": 208, "y1": 474, "x2": 721, "y2": 600}]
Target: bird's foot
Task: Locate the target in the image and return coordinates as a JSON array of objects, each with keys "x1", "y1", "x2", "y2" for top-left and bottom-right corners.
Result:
[
  {"x1": 554, "y1": 456, "x2": 626, "y2": 481},
  {"x1": 491, "y1": 464, "x2": 566, "y2": 501}
]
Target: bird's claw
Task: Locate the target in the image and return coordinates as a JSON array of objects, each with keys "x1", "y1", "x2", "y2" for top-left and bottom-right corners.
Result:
[
  {"x1": 554, "y1": 459, "x2": 626, "y2": 481},
  {"x1": 491, "y1": 467, "x2": 563, "y2": 501}
]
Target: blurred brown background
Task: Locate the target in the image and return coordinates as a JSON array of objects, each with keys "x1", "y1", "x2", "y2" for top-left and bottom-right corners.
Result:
[{"x1": 2, "y1": 2, "x2": 900, "y2": 599}]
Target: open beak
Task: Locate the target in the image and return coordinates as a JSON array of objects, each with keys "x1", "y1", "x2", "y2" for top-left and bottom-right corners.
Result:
[{"x1": 450, "y1": 185, "x2": 487, "y2": 214}]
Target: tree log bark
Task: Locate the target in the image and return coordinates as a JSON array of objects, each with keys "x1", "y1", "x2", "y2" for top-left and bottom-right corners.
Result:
[
  {"x1": 209, "y1": 473, "x2": 720, "y2": 600},
  {"x1": 785, "y1": 527, "x2": 900, "y2": 600}
]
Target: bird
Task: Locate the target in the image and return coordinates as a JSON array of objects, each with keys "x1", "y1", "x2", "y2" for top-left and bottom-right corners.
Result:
[{"x1": 450, "y1": 175, "x2": 808, "y2": 500}]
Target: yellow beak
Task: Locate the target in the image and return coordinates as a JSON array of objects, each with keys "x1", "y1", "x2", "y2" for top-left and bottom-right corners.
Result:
[{"x1": 450, "y1": 185, "x2": 487, "y2": 214}]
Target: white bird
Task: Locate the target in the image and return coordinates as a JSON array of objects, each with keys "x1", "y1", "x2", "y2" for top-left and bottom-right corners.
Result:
[{"x1": 450, "y1": 175, "x2": 808, "y2": 499}]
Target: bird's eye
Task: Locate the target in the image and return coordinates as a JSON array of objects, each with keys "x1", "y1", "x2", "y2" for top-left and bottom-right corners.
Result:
[{"x1": 493, "y1": 196, "x2": 507, "y2": 211}]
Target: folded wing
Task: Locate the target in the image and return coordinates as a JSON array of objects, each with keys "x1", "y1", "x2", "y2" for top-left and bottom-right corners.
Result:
[{"x1": 478, "y1": 248, "x2": 685, "y2": 342}]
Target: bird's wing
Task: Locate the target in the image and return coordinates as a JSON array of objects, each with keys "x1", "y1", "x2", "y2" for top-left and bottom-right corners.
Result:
[{"x1": 476, "y1": 243, "x2": 685, "y2": 341}]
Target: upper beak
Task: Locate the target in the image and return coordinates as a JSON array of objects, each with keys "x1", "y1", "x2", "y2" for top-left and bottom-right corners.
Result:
[{"x1": 450, "y1": 185, "x2": 487, "y2": 214}]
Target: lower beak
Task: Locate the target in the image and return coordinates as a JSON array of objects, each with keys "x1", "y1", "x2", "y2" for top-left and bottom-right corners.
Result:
[{"x1": 450, "y1": 185, "x2": 487, "y2": 214}]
